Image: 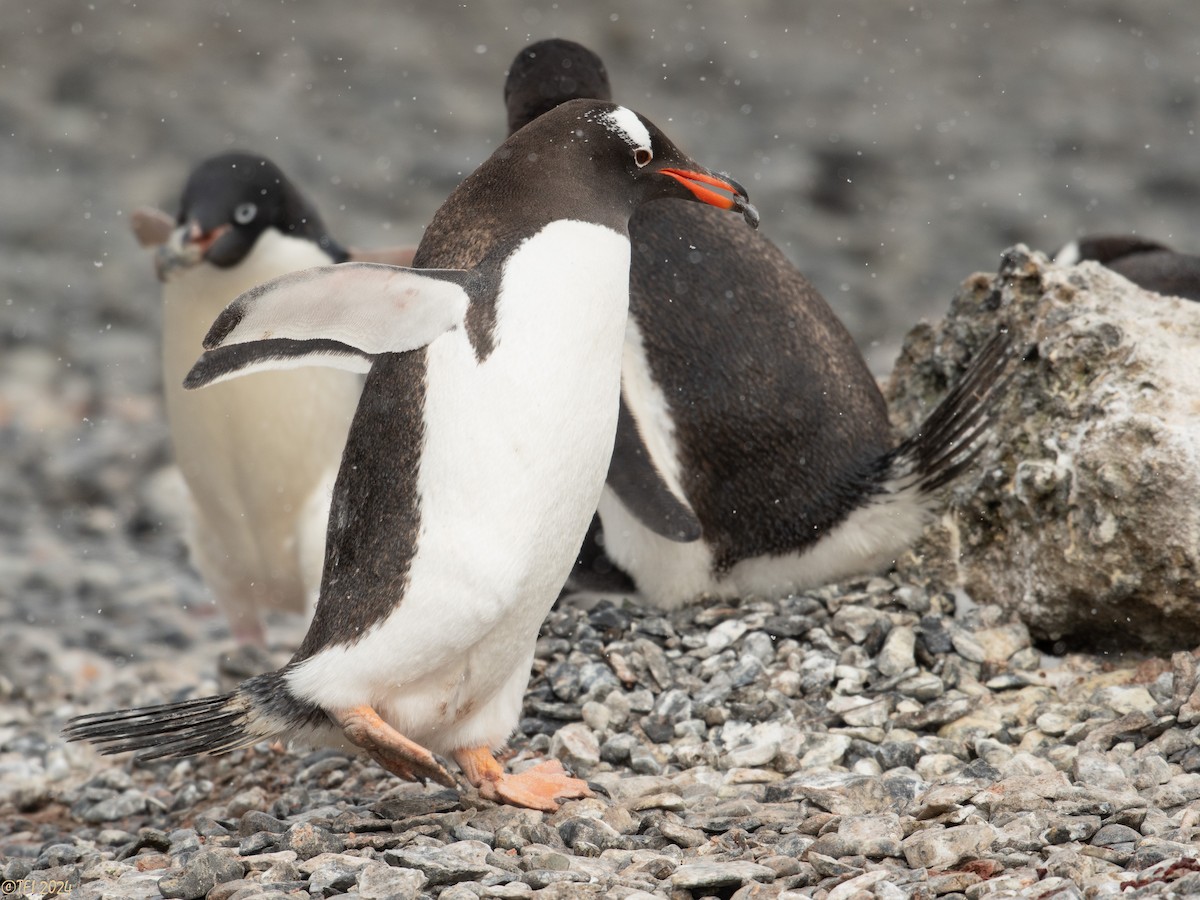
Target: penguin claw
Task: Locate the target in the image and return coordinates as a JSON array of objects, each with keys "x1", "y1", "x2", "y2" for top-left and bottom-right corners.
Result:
[
  {"x1": 332, "y1": 705, "x2": 456, "y2": 788},
  {"x1": 480, "y1": 760, "x2": 596, "y2": 812},
  {"x1": 454, "y1": 747, "x2": 594, "y2": 812}
]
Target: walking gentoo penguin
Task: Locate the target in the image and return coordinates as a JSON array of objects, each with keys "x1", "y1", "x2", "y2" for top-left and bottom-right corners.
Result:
[
  {"x1": 146, "y1": 153, "x2": 373, "y2": 646},
  {"x1": 1054, "y1": 235, "x2": 1200, "y2": 302},
  {"x1": 66, "y1": 100, "x2": 758, "y2": 810},
  {"x1": 506, "y1": 40, "x2": 1012, "y2": 607}
]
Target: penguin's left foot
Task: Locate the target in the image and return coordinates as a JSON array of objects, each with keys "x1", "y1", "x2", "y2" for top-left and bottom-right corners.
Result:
[
  {"x1": 332, "y1": 706, "x2": 455, "y2": 787},
  {"x1": 454, "y1": 746, "x2": 595, "y2": 812}
]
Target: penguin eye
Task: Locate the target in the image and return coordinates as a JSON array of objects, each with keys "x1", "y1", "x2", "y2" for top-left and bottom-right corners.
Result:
[
  {"x1": 633, "y1": 147, "x2": 653, "y2": 168},
  {"x1": 233, "y1": 202, "x2": 258, "y2": 225}
]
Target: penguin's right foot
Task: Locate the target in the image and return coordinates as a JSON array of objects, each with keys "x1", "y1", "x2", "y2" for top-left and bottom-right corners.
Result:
[
  {"x1": 332, "y1": 705, "x2": 456, "y2": 787},
  {"x1": 454, "y1": 746, "x2": 595, "y2": 812}
]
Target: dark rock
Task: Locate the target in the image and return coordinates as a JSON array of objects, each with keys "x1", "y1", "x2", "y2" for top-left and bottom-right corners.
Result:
[
  {"x1": 374, "y1": 789, "x2": 462, "y2": 820},
  {"x1": 238, "y1": 810, "x2": 289, "y2": 836},
  {"x1": 237, "y1": 831, "x2": 280, "y2": 856},
  {"x1": 158, "y1": 849, "x2": 246, "y2": 900},
  {"x1": 558, "y1": 816, "x2": 629, "y2": 852},
  {"x1": 875, "y1": 741, "x2": 921, "y2": 770},
  {"x1": 641, "y1": 714, "x2": 675, "y2": 744}
]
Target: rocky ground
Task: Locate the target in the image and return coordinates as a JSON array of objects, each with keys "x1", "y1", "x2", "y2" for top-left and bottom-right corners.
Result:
[
  {"x1": 3, "y1": 2, "x2": 1200, "y2": 898},
  {"x1": 3, "y1": 575, "x2": 1200, "y2": 898}
]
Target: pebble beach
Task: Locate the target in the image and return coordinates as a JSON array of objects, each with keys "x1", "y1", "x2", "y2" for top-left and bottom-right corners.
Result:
[{"x1": 3, "y1": 2, "x2": 1200, "y2": 898}]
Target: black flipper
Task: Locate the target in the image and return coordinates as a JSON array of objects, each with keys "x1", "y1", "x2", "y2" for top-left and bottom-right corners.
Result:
[{"x1": 605, "y1": 395, "x2": 702, "y2": 542}]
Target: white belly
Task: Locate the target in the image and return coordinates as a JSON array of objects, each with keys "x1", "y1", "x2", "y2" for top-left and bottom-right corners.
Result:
[
  {"x1": 287, "y1": 221, "x2": 632, "y2": 753},
  {"x1": 597, "y1": 318, "x2": 726, "y2": 606},
  {"x1": 162, "y1": 230, "x2": 362, "y2": 627},
  {"x1": 599, "y1": 317, "x2": 929, "y2": 608}
]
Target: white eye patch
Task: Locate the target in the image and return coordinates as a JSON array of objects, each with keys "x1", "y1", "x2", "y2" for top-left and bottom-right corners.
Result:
[{"x1": 595, "y1": 105, "x2": 653, "y2": 153}]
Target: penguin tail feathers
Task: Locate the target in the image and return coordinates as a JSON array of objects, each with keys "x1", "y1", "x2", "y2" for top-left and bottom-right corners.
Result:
[
  {"x1": 883, "y1": 328, "x2": 1017, "y2": 498},
  {"x1": 62, "y1": 671, "x2": 326, "y2": 762}
]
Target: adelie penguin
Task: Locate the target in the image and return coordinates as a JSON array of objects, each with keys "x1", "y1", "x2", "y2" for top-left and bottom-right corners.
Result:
[
  {"x1": 138, "y1": 152, "x2": 382, "y2": 647},
  {"x1": 1053, "y1": 234, "x2": 1200, "y2": 302},
  {"x1": 136, "y1": 153, "x2": 423, "y2": 648},
  {"x1": 66, "y1": 99, "x2": 759, "y2": 810},
  {"x1": 505, "y1": 39, "x2": 1014, "y2": 608}
]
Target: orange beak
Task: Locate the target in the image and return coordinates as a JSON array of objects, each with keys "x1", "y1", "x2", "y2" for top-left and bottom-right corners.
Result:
[{"x1": 660, "y1": 168, "x2": 760, "y2": 228}]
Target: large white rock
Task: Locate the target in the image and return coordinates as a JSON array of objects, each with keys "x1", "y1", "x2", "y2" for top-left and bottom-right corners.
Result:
[{"x1": 887, "y1": 245, "x2": 1200, "y2": 652}]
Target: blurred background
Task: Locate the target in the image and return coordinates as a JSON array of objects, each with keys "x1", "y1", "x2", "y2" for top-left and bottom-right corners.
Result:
[{"x1": 2, "y1": 1, "x2": 1198, "y2": 634}]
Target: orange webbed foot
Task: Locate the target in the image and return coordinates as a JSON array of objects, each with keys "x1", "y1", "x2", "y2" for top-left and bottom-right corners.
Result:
[
  {"x1": 332, "y1": 705, "x2": 455, "y2": 787},
  {"x1": 455, "y1": 746, "x2": 594, "y2": 812}
]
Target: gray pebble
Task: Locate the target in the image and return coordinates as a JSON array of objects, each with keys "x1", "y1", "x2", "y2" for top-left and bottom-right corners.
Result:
[
  {"x1": 307, "y1": 857, "x2": 369, "y2": 893},
  {"x1": 238, "y1": 809, "x2": 289, "y2": 836},
  {"x1": 78, "y1": 788, "x2": 150, "y2": 823},
  {"x1": 901, "y1": 822, "x2": 997, "y2": 869},
  {"x1": 356, "y1": 862, "x2": 424, "y2": 900},
  {"x1": 669, "y1": 860, "x2": 776, "y2": 890},
  {"x1": 279, "y1": 822, "x2": 343, "y2": 860},
  {"x1": 836, "y1": 813, "x2": 905, "y2": 858},
  {"x1": 158, "y1": 849, "x2": 246, "y2": 900},
  {"x1": 549, "y1": 721, "x2": 600, "y2": 768},
  {"x1": 877, "y1": 626, "x2": 916, "y2": 676},
  {"x1": 385, "y1": 841, "x2": 494, "y2": 886}
]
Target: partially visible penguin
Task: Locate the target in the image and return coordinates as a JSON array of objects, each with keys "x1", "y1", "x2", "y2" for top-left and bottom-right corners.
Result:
[
  {"x1": 1053, "y1": 234, "x2": 1200, "y2": 302},
  {"x1": 145, "y1": 153, "x2": 375, "y2": 645},
  {"x1": 66, "y1": 100, "x2": 759, "y2": 810},
  {"x1": 506, "y1": 39, "x2": 1012, "y2": 607}
]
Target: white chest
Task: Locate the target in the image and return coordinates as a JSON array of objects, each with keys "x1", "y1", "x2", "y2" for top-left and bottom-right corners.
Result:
[{"x1": 288, "y1": 220, "x2": 634, "y2": 749}]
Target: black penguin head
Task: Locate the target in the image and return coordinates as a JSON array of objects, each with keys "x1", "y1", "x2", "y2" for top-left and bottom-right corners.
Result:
[
  {"x1": 517, "y1": 99, "x2": 759, "y2": 230},
  {"x1": 504, "y1": 39, "x2": 612, "y2": 135},
  {"x1": 174, "y1": 152, "x2": 347, "y2": 268},
  {"x1": 1055, "y1": 234, "x2": 1173, "y2": 267}
]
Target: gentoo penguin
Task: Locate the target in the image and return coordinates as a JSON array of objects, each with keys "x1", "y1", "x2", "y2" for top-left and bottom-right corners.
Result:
[
  {"x1": 147, "y1": 153, "x2": 370, "y2": 646},
  {"x1": 1054, "y1": 234, "x2": 1200, "y2": 302},
  {"x1": 66, "y1": 100, "x2": 758, "y2": 810},
  {"x1": 505, "y1": 40, "x2": 1012, "y2": 607}
]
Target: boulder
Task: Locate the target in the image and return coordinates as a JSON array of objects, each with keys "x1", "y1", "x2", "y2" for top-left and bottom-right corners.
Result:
[{"x1": 887, "y1": 245, "x2": 1200, "y2": 652}]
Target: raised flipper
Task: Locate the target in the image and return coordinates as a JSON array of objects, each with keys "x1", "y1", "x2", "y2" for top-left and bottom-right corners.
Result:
[
  {"x1": 183, "y1": 263, "x2": 476, "y2": 389},
  {"x1": 606, "y1": 395, "x2": 702, "y2": 542},
  {"x1": 348, "y1": 245, "x2": 420, "y2": 267},
  {"x1": 130, "y1": 206, "x2": 176, "y2": 248}
]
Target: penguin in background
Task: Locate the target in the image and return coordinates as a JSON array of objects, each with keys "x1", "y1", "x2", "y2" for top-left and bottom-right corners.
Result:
[
  {"x1": 505, "y1": 40, "x2": 1012, "y2": 608},
  {"x1": 67, "y1": 99, "x2": 760, "y2": 810},
  {"x1": 1053, "y1": 234, "x2": 1200, "y2": 302},
  {"x1": 138, "y1": 153, "x2": 406, "y2": 647}
]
